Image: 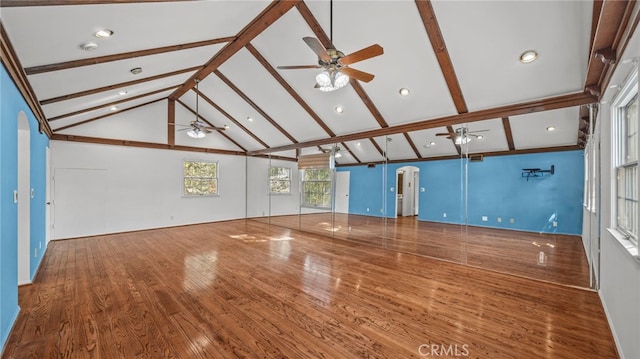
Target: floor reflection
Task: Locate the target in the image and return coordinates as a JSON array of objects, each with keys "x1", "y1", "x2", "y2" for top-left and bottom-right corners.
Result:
[{"x1": 263, "y1": 213, "x2": 590, "y2": 288}]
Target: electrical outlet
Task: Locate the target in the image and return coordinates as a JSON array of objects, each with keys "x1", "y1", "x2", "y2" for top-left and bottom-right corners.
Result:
[
  {"x1": 552, "y1": 221, "x2": 558, "y2": 227},
  {"x1": 510, "y1": 218, "x2": 515, "y2": 224},
  {"x1": 390, "y1": 187, "x2": 395, "y2": 192},
  {"x1": 39, "y1": 241, "x2": 42, "y2": 249},
  {"x1": 420, "y1": 187, "x2": 425, "y2": 192},
  {"x1": 443, "y1": 213, "x2": 447, "y2": 218},
  {"x1": 497, "y1": 217, "x2": 502, "y2": 223},
  {"x1": 34, "y1": 248, "x2": 38, "y2": 258},
  {"x1": 482, "y1": 216, "x2": 488, "y2": 222},
  {"x1": 366, "y1": 208, "x2": 370, "y2": 212}
]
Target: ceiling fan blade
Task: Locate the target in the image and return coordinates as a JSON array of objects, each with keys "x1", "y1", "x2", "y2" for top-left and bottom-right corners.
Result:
[
  {"x1": 435, "y1": 133, "x2": 453, "y2": 136},
  {"x1": 339, "y1": 44, "x2": 383, "y2": 65},
  {"x1": 276, "y1": 65, "x2": 322, "y2": 70},
  {"x1": 341, "y1": 67, "x2": 375, "y2": 83},
  {"x1": 468, "y1": 129, "x2": 490, "y2": 134},
  {"x1": 303, "y1": 37, "x2": 330, "y2": 62}
]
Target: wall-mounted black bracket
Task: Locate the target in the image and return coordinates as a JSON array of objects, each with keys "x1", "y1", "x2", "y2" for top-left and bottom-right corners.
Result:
[{"x1": 522, "y1": 165, "x2": 554, "y2": 181}]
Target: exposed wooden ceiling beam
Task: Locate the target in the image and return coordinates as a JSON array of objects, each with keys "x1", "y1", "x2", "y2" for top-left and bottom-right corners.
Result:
[
  {"x1": 168, "y1": 99, "x2": 175, "y2": 146},
  {"x1": 176, "y1": 99, "x2": 247, "y2": 152},
  {"x1": 341, "y1": 142, "x2": 361, "y2": 163},
  {"x1": 297, "y1": 1, "x2": 389, "y2": 129},
  {"x1": 25, "y1": 37, "x2": 234, "y2": 75},
  {"x1": 415, "y1": 0, "x2": 468, "y2": 114},
  {"x1": 193, "y1": 87, "x2": 270, "y2": 149},
  {"x1": 248, "y1": 92, "x2": 596, "y2": 155},
  {"x1": 0, "y1": 22, "x2": 52, "y2": 136},
  {"x1": 169, "y1": 1, "x2": 300, "y2": 100},
  {"x1": 50, "y1": 133, "x2": 245, "y2": 157},
  {"x1": 599, "y1": 3, "x2": 640, "y2": 98},
  {"x1": 369, "y1": 138, "x2": 385, "y2": 158},
  {"x1": 40, "y1": 65, "x2": 201, "y2": 106},
  {"x1": 584, "y1": 0, "x2": 634, "y2": 97},
  {"x1": 214, "y1": 69, "x2": 298, "y2": 144},
  {"x1": 403, "y1": 133, "x2": 423, "y2": 159},
  {"x1": 245, "y1": 43, "x2": 336, "y2": 137},
  {"x1": 502, "y1": 117, "x2": 516, "y2": 151},
  {"x1": 48, "y1": 85, "x2": 178, "y2": 121},
  {"x1": 53, "y1": 98, "x2": 164, "y2": 132}
]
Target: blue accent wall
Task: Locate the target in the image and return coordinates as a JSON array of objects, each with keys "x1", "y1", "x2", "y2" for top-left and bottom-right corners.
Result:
[
  {"x1": 339, "y1": 150, "x2": 584, "y2": 235},
  {"x1": 1, "y1": 64, "x2": 49, "y2": 350}
]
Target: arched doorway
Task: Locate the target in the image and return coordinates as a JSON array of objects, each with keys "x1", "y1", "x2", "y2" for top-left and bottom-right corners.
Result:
[
  {"x1": 17, "y1": 111, "x2": 31, "y2": 284},
  {"x1": 395, "y1": 166, "x2": 420, "y2": 218}
]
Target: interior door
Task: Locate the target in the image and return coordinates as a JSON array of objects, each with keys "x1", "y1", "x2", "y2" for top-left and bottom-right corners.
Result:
[{"x1": 335, "y1": 171, "x2": 350, "y2": 213}]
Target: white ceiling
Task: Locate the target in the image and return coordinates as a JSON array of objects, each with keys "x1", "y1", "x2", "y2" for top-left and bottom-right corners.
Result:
[{"x1": 0, "y1": 0, "x2": 612, "y2": 165}]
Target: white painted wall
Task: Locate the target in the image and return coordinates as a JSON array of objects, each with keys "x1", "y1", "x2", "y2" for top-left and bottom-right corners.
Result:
[
  {"x1": 50, "y1": 141, "x2": 247, "y2": 238},
  {"x1": 595, "y1": 20, "x2": 640, "y2": 358}
]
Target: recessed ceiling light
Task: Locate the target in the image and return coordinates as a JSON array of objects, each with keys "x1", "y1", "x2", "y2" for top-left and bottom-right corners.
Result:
[
  {"x1": 356, "y1": 142, "x2": 361, "y2": 146},
  {"x1": 247, "y1": 117, "x2": 253, "y2": 122},
  {"x1": 224, "y1": 125, "x2": 230, "y2": 129},
  {"x1": 335, "y1": 106, "x2": 344, "y2": 114},
  {"x1": 79, "y1": 41, "x2": 98, "y2": 51},
  {"x1": 399, "y1": 88, "x2": 410, "y2": 96},
  {"x1": 430, "y1": 141, "x2": 436, "y2": 146},
  {"x1": 519, "y1": 50, "x2": 538, "y2": 63},
  {"x1": 546, "y1": 126, "x2": 556, "y2": 132},
  {"x1": 476, "y1": 135, "x2": 484, "y2": 140},
  {"x1": 110, "y1": 106, "x2": 118, "y2": 111},
  {"x1": 130, "y1": 67, "x2": 143, "y2": 75},
  {"x1": 118, "y1": 91, "x2": 128, "y2": 96},
  {"x1": 94, "y1": 29, "x2": 114, "y2": 38}
]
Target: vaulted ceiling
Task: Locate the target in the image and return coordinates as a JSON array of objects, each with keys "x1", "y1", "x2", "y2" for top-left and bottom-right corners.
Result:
[{"x1": 1, "y1": 0, "x2": 638, "y2": 165}]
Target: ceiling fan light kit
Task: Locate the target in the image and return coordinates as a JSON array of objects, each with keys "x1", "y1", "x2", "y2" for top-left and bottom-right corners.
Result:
[
  {"x1": 316, "y1": 70, "x2": 349, "y2": 92},
  {"x1": 187, "y1": 128, "x2": 205, "y2": 139}
]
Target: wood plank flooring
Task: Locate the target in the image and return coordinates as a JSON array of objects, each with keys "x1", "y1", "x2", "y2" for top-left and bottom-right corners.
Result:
[
  {"x1": 3, "y1": 219, "x2": 616, "y2": 358},
  {"x1": 262, "y1": 214, "x2": 591, "y2": 288}
]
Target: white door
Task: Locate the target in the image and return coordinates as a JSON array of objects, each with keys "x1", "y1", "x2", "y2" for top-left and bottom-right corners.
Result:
[{"x1": 335, "y1": 171, "x2": 350, "y2": 213}]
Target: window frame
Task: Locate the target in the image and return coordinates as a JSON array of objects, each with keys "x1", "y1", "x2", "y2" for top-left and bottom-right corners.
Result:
[
  {"x1": 182, "y1": 159, "x2": 219, "y2": 197},
  {"x1": 269, "y1": 166, "x2": 292, "y2": 195},
  {"x1": 301, "y1": 168, "x2": 333, "y2": 209},
  {"x1": 612, "y1": 66, "x2": 638, "y2": 247}
]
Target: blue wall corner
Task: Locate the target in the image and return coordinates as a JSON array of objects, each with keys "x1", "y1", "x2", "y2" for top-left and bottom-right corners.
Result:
[
  {"x1": 339, "y1": 150, "x2": 584, "y2": 235},
  {"x1": 1, "y1": 64, "x2": 49, "y2": 351}
]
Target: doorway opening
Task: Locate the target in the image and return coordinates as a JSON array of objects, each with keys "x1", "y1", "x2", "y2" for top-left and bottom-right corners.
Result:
[{"x1": 395, "y1": 166, "x2": 419, "y2": 218}]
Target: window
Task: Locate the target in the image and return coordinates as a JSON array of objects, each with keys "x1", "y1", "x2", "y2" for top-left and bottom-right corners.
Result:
[
  {"x1": 183, "y1": 160, "x2": 218, "y2": 196},
  {"x1": 613, "y1": 67, "x2": 638, "y2": 244},
  {"x1": 301, "y1": 168, "x2": 332, "y2": 208},
  {"x1": 269, "y1": 167, "x2": 291, "y2": 194}
]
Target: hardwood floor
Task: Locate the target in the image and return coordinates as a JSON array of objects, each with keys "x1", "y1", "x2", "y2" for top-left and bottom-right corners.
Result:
[
  {"x1": 263, "y1": 214, "x2": 591, "y2": 288},
  {"x1": 3, "y1": 220, "x2": 616, "y2": 358}
]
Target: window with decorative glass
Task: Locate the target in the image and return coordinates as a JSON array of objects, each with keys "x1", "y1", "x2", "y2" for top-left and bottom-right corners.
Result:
[
  {"x1": 301, "y1": 168, "x2": 332, "y2": 208},
  {"x1": 269, "y1": 167, "x2": 291, "y2": 194},
  {"x1": 613, "y1": 68, "x2": 638, "y2": 244},
  {"x1": 183, "y1": 160, "x2": 218, "y2": 196}
]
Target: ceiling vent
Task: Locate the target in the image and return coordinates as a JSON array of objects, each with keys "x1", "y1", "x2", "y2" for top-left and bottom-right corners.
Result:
[{"x1": 469, "y1": 154, "x2": 484, "y2": 162}]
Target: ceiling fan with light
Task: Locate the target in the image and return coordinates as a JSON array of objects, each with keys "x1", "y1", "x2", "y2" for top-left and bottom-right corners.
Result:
[
  {"x1": 174, "y1": 120, "x2": 226, "y2": 139},
  {"x1": 436, "y1": 127, "x2": 488, "y2": 145},
  {"x1": 172, "y1": 79, "x2": 226, "y2": 138},
  {"x1": 276, "y1": 0, "x2": 383, "y2": 92}
]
